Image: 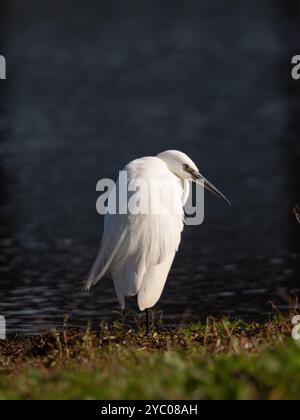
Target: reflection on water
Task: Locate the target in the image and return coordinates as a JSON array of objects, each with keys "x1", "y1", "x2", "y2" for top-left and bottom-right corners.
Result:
[{"x1": 0, "y1": 0, "x2": 300, "y2": 334}]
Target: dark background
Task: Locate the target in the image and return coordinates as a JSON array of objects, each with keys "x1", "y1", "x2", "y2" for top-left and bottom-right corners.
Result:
[{"x1": 0, "y1": 0, "x2": 300, "y2": 333}]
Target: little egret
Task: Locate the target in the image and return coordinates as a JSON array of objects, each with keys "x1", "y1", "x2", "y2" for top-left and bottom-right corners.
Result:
[{"x1": 86, "y1": 150, "x2": 230, "y2": 333}]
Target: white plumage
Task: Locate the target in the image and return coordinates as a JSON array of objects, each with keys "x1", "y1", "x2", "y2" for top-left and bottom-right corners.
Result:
[{"x1": 86, "y1": 150, "x2": 229, "y2": 312}]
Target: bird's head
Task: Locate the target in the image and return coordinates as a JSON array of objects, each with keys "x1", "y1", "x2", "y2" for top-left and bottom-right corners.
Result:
[{"x1": 157, "y1": 150, "x2": 231, "y2": 206}]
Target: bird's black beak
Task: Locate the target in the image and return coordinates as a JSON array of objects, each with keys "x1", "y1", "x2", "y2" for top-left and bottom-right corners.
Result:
[{"x1": 194, "y1": 172, "x2": 231, "y2": 207}]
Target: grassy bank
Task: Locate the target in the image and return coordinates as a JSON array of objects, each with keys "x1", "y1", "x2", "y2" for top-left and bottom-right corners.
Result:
[{"x1": 0, "y1": 314, "x2": 299, "y2": 400}]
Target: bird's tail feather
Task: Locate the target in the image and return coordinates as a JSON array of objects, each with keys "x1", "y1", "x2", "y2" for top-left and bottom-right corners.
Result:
[
  {"x1": 84, "y1": 249, "x2": 114, "y2": 291},
  {"x1": 84, "y1": 228, "x2": 127, "y2": 291}
]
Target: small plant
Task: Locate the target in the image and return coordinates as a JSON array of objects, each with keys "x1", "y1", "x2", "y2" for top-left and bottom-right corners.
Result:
[{"x1": 0, "y1": 311, "x2": 299, "y2": 400}]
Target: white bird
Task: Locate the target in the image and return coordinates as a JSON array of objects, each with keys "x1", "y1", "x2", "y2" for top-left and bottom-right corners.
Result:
[{"x1": 86, "y1": 150, "x2": 230, "y2": 332}]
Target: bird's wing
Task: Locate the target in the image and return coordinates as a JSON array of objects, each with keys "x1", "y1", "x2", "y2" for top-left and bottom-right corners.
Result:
[
  {"x1": 137, "y1": 254, "x2": 176, "y2": 311},
  {"x1": 85, "y1": 157, "x2": 185, "y2": 308}
]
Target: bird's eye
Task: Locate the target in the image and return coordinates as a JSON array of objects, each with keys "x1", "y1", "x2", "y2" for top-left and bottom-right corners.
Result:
[{"x1": 183, "y1": 164, "x2": 190, "y2": 170}]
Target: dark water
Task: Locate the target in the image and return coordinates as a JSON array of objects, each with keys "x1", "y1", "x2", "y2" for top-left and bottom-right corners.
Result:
[{"x1": 0, "y1": 1, "x2": 300, "y2": 334}]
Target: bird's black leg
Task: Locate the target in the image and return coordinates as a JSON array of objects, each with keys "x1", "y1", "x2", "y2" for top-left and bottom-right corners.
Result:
[{"x1": 145, "y1": 308, "x2": 150, "y2": 335}]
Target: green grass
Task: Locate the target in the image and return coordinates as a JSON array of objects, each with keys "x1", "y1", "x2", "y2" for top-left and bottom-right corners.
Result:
[{"x1": 0, "y1": 315, "x2": 300, "y2": 400}]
